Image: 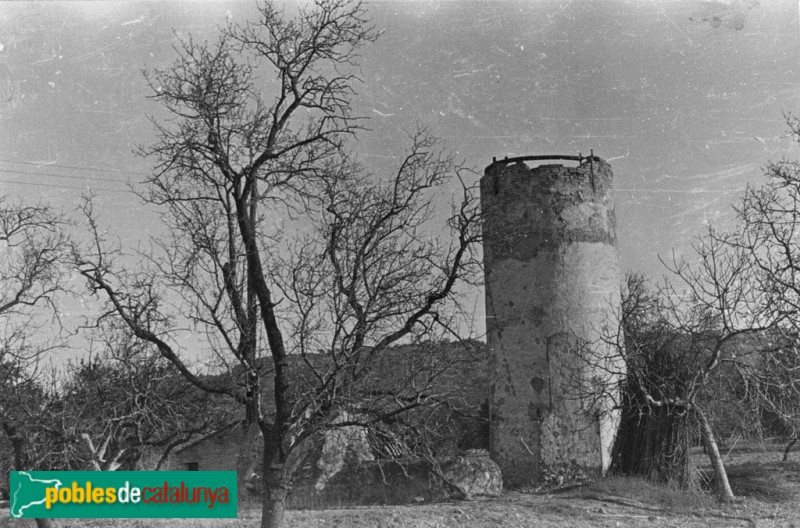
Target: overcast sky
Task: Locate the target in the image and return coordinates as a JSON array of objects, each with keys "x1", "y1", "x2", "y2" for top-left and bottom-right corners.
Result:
[{"x1": 1, "y1": 0, "x2": 799, "y2": 353}]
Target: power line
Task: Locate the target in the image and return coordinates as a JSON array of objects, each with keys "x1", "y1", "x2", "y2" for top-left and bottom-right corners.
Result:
[
  {"x1": 0, "y1": 179, "x2": 134, "y2": 193},
  {"x1": 0, "y1": 168, "x2": 139, "y2": 185},
  {"x1": 0, "y1": 162, "x2": 747, "y2": 197},
  {"x1": 0, "y1": 158, "x2": 150, "y2": 177}
]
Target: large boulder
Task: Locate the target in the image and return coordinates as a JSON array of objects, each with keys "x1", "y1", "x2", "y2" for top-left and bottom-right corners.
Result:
[{"x1": 434, "y1": 451, "x2": 502, "y2": 500}]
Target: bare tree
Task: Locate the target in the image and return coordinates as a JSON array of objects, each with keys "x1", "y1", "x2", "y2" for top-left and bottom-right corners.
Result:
[
  {"x1": 73, "y1": 2, "x2": 482, "y2": 526},
  {"x1": 582, "y1": 228, "x2": 780, "y2": 502},
  {"x1": 0, "y1": 197, "x2": 70, "y2": 528},
  {"x1": 602, "y1": 114, "x2": 800, "y2": 499},
  {"x1": 662, "y1": 228, "x2": 780, "y2": 501},
  {"x1": 717, "y1": 332, "x2": 800, "y2": 461},
  {"x1": 722, "y1": 116, "x2": 800, "y2": 460},
  {"x1": 61, "y1": 323, "x2": 230, "y2": 472}
]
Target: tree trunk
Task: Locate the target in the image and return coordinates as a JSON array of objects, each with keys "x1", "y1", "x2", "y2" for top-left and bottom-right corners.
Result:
[
  {"x1": 2, "y1": 421, "x2": 25, "y2": 473},
  {"x1": 2, "y1": 422, "x2": 54, "y2": 527},
  {"x1": 260, "y1": 427, "x2": 289, "y2": 528},
  {"x1": 237, "y1": 422, "x2": 262, "y2": 499},
  {"x1": 783, "y1": 436, "x2": 797, "y2": 462},
  {"x1": 696, "y1": 408, "x2": 735, "y2": 502},
  {"x1": 260, "y1": 462, "x2": 289, "y2": 528},
  {"x1": 611, "y1": 400, "x2": 695, "y2": 488},
  {"x1": 261, "y1": 488, "x2": 287, "y2": 528}
]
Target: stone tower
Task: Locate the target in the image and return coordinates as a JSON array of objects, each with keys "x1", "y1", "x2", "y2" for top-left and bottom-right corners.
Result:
[{"x1": 481, "y1": 154, "x2": 623, "y2": 487}]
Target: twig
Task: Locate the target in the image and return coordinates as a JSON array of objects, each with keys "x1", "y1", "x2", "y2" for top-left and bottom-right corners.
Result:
[{"x1": 519, "y1": 436, "x2": 536, "y2": 457}]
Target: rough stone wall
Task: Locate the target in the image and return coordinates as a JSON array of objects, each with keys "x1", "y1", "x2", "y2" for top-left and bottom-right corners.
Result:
[
  {"x1": 364, "y1": 341, "x2": 490, "y2": 420},
  {"x1": 166, "y1": 425, "x2": 245, "y2": 472},
  {"x1": 153, "y1": 342, "x2": 491, "y2": 474},
  {"x1": 481, "y1": 158, "x2": 623, "y2": 487}
]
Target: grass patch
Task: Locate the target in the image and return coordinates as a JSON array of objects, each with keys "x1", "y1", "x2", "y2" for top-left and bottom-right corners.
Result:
[
  {"x1": 725, "y1": 461, "x2": 798, "y2": 502},
  {"x1": 584, "y1": 474, "x2": 713, "y2": 511}
]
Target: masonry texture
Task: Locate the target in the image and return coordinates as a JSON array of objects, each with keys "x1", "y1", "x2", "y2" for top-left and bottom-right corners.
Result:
[
  {"x1": 153, "y1": 342, "x2": 491, "y2": 505},
  {"x1": 481, "y1": 156, "x2": 623, "y2": 486}
]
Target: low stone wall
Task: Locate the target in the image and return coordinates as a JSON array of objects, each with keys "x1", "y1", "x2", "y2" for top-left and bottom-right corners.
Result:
[
  {"x1": 288, "y1": 452, "x2": 501, "y2": 509},
  {"x1": 290, "y1": 459, "x2": 436, "y2": 509}
]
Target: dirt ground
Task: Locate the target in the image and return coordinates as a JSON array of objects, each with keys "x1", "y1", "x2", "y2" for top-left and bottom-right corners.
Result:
[
  {"x1": 281, "y1": 445, "x2": 800, "y2": 528},
  {"x1": 4, "y1": 443, "x2": 799, "y2": 528}
]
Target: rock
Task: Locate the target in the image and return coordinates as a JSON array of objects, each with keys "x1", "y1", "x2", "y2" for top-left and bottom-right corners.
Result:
[
  {"x1": 434, "y1": 455, "x2": 503, "y2": 500},
  {"x1": 244, "y1": 471, "x2": 262, "y2": 494},
  {"x1": 314, "y1": 411, "x2": 375, "y2": 491}
]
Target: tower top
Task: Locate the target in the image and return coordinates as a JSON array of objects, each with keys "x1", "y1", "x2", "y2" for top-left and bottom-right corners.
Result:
[{"x1": 485, "y1": 152, "x2": 606, "y2": 173}]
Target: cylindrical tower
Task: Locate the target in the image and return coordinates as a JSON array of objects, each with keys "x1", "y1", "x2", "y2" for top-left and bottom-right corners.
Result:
[{"x1": 481, "y1": 154, "x2": 623, "y2": 487}]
